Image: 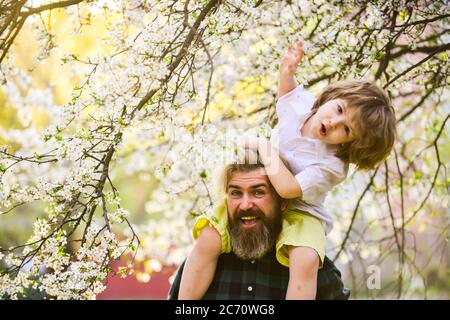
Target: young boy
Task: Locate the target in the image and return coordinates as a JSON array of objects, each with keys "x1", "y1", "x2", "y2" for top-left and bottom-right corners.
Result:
[{"x1": 179, "y1": 40, "x2": 396, "y2": 299}]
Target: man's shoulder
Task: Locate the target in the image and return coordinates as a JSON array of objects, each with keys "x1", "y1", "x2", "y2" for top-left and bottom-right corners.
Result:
[{"x1": 168, "y1": 251, "x2": 350, "y2": 300}]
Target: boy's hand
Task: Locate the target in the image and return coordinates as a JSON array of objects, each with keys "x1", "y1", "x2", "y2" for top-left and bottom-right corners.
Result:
[
  {"x1": 242, "y1": 137, "x2": 274, "y2": 166},
  {"x1": 280, "y1": 40, "x2": 305, "y2": 75}
]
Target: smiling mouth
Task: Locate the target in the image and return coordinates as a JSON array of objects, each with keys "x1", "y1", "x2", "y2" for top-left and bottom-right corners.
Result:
[{"x1": 240, "y1": 216, "x2": 260, "y2": 227}]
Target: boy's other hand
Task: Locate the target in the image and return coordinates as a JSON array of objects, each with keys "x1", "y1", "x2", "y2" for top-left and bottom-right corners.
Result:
[{"x1": 280, "y1": 40, "x2": 304, "y2": 74}]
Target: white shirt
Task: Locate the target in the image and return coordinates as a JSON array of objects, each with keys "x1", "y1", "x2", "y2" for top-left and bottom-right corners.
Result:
[{"x1": 270, "y1": 85, "x2": 348, "y2": 234}]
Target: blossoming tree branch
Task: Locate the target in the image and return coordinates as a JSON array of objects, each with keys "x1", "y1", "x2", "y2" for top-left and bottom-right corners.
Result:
[{"x1": 0, "y1": 0, "x2": 448, "y2": 299}]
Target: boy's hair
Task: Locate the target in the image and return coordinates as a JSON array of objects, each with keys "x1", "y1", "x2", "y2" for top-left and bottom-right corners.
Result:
[{"x1": 311, "y1": 80, "x2": 397, "y2": 170}]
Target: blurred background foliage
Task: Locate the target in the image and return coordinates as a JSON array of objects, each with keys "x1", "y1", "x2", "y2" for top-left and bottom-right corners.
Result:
[{"x1": 0, "y1": 0, "x2": 448, "y2": 299}]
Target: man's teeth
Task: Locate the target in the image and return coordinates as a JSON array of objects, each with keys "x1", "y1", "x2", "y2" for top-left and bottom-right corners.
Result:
[{"x1": 241, "y1": 216, "x2": 257, "y2": 220}]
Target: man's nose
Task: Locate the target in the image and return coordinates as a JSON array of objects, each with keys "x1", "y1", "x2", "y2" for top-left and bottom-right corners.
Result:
[{"x1": 239, "y1": 194, "x2": 254, "y2": 210}]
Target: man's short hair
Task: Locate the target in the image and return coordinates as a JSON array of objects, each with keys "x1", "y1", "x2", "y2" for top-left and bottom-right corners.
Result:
[{"x1": 215, "y1": 150, "x2": 290, "y2": 198}]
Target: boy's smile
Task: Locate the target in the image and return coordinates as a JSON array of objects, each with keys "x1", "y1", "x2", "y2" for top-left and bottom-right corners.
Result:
[{"x1": 302, "y1": 98, "x2": 357, "y2": 145}]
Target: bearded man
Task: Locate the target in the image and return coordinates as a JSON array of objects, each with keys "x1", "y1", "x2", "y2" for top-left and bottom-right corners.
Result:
[{"x1": 168, "y1": 161, "x2": 349, "y2": 300}]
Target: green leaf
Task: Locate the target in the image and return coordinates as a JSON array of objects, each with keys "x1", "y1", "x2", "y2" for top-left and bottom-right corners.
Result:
[
  {"x1": 438, "y1": 52, "x2": 447, "y2": 62},
  {"x1": 58, "y1": 247, "x2": 65, "y2": 257},
  {"x1": 189, "y1": 210, "x2": 197, "y2": 217},
  {"x1": 118, "y1": 266, "x2": 129, "y2": 278},
  {"x1": 414, "y1": 171, "x2": 423, "y2": 181},
  {"x1": 399, "y1": 11, "x2": 408, "y2": 21}
]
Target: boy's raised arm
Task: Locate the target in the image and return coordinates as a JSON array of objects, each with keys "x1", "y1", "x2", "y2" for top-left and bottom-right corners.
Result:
[{"x1": 278, "y1": 40, "x2": 305, "y2": 98}]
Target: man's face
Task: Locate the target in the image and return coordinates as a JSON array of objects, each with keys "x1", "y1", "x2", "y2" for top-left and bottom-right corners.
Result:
[
  {"x1": 226, "y1": 168, "x2": 287, "y2": 260},
  {"x1": 307, "y1": 98, "x2": 358, "y2": 144}
]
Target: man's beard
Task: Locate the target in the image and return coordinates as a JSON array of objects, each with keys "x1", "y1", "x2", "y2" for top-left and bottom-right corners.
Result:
[{"x1": 229, "y1": 206, "x2": 282, "y2": 260}]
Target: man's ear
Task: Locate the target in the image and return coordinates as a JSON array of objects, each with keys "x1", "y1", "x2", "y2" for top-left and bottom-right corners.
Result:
[{"x1": 280, "y1": 199, "x2": 288, "y2": 212}]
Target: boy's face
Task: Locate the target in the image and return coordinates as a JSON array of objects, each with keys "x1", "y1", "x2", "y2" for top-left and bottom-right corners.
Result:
[{"x1": 307, "y1": 98, "x2": 358, "y2": 145}]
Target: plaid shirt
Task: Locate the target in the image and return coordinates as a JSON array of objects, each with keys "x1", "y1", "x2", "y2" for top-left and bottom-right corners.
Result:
[{"x1": 168, "y1": 249, "x2": 350, "y2": 300}]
